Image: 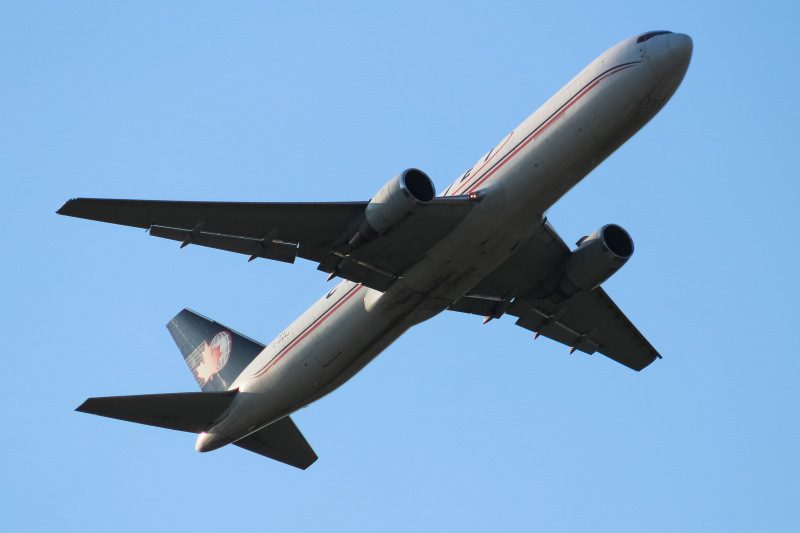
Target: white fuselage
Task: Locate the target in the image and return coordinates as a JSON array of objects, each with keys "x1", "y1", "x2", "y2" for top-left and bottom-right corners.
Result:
[{"x1": 196, "y1": 32, "x2": 692, "y2": 453}]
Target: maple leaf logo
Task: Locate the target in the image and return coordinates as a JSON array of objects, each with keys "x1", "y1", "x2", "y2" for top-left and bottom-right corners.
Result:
[{"x1": 192, "y1": 331, "x2": 232, "y2": 385}]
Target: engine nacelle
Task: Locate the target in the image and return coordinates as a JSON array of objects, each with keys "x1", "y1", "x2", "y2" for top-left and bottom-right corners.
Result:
[
  {"x1": 359, "y1": 168, "x2": 435, "y2": 239},
  {"x1": 558, "y1": 224, "x2": 634, "y2": 297}
]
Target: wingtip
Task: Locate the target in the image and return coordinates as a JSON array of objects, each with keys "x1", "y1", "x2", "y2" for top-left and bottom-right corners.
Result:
[
  {"x1": 57, "y1": 198, "x2": 84, "y2": 216},
  {"x1": 75, "y1": 398, "x2": 93, "y2": 413},
  {"x1": 299, "y1": 455, "x2": 319, "y2": 470}
]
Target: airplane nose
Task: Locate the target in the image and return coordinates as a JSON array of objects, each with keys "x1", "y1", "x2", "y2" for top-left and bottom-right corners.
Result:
[{"x1": 667, "y1": 33, "x2": 693, "y2": 65}]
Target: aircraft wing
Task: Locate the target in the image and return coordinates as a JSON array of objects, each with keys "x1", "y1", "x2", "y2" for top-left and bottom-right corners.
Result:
[
  {"x1": 449, "y1": 220, "x2": 661, "y2": 371},
  {"x1": 57, "y1": 197, "x2": 476, "y2": 291}
]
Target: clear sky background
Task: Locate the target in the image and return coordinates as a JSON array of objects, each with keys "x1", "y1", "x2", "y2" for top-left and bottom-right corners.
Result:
[{"x1": 3, "y1": 1, "x2": 799, "y2": 531}]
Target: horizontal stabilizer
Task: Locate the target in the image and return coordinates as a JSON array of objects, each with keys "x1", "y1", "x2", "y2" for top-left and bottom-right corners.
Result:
[
  {"x1": 234, "y1": 416, "x2": 318, "y2": 470},
  {"x1": 76, "y1": 390, "x2": 238, "y2": 433}
]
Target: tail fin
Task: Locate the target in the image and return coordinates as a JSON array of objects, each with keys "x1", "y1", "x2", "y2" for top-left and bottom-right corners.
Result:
[{"x1": 167, "y1": 309, "x2": 264, "y2": 392}]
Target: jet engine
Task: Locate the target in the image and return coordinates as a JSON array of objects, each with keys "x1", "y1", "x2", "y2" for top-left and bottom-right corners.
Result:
[
  {"x1": 353, "y1": 168, "x2": 435, "y2": 242},
  {"x1": 555, "y1": 224, "x2": 634, "y2": 298}
]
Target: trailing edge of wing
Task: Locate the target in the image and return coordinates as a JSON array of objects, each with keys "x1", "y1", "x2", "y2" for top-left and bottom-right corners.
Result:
[
  {"x1": 76, "y1": 390, "x2": 238, "y2": 433},
  {"x1": 508, "y1": 288, "x2": 661, "y2": 371},
  {"x1": 233, "y1": 416, "x2": 318, "y2": 470},
  {"x1": 451, "y1": 290, "x2": 659, "y2": 371}
]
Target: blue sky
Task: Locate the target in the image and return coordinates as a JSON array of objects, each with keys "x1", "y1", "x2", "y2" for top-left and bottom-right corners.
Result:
[{"x1": 4, "y1": 1, "x2": 799, "y2": 531}]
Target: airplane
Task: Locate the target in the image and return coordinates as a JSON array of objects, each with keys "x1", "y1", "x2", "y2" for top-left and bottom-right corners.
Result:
[{"x1": 58, "y1": 31, "x2": 692, "y2": 469}]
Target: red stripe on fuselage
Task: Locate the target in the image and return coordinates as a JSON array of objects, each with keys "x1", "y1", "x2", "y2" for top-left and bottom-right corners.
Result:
[
  {"x1": 449, "y1": 131, "x2": 516, "y2": 197},
  {"x1": 447, "y1": 62, "x2": 639, "y2": 197},
  {"x1": 250, "y1": 284, "x2": 364, "y2": 378}
]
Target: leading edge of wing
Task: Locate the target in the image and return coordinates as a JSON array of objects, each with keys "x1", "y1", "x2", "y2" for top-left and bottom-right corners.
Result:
[
  {"x1": 56, "y1": 196, "x2": 476, "y2": 243},
  {"x1": 56, "y1": 198, "x2": 367, "y2": 245}
]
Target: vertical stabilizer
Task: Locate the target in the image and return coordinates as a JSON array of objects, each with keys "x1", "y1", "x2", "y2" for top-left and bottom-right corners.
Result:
[{"x1": 167, "y1": 309, "x2": 264, "y2": 392}]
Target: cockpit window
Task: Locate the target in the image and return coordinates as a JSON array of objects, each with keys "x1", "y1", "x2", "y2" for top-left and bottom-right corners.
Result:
[{"x1": 637, "y1": 31, "x2": 672, "y2": 43}]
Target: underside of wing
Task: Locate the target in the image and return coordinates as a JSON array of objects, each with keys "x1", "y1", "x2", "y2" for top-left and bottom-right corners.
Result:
[
  {"x1": 58, "y1": 195, "x2": 477, "y2": 292},
  {"x1": 313, "y1": 195, "x2": 478, "y2": 288},
  {"x1": 506, "y1": 288, "x2": 660, "y2": 370},
  {"x1": 465, "y1": 217, "x2": 571, "y2": 300},
  {"x1": 449, "y1": 219, "x2": 661, "y2": 371}
]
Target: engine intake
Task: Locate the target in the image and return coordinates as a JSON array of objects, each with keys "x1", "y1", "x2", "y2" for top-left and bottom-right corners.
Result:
[
  {"x1": 557, "y1": 224, "x2": 634, "y2": 297},
  {"x1": 359, "y1": 168, "x2": 435, "y2": 239}
]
